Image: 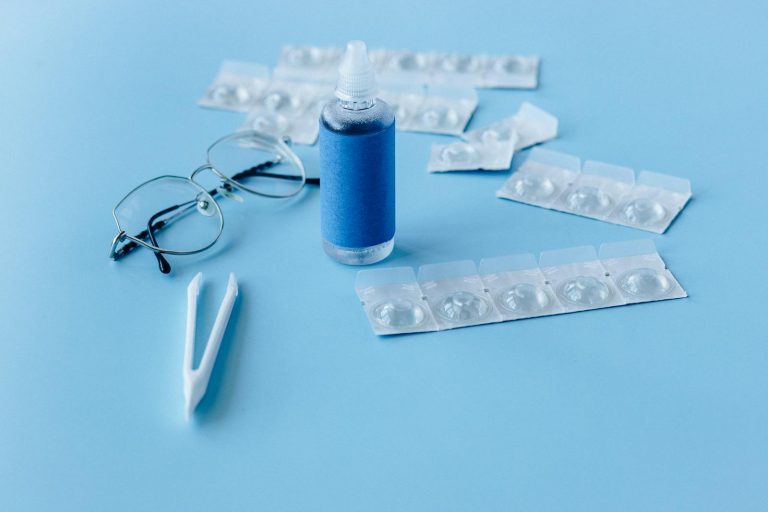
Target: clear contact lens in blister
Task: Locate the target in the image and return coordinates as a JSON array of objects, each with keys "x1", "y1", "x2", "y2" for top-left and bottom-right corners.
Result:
[
  {"x1": 378, "y1": 86, "x2": 426, "y2": 130},
  {"x1": 463, "y1": 102, "x2": 558, "y2": 150},
  {"x1": 497, "y1": 150, "x2": 692, "y2": 233},
  {"x1": 274, "y1": 45, "x2": 341, "y2": 82},
  {"x1": 405, "y1": 86, "x2": 478, "y2": 135},
  {"x1": 354, "y1": 241, "x2": 687, "y2": 336},
  {"x1": 428, "y1": 138, "x2": 516, "y2": 172},
  {"x1": 553, "y1": 160, "x2": 634, "y2": 220},
  {"x1": 539, "y1": 245, "x2": 624, "y2": 313},
  {"x1": 482, "y1": 55, "x2": 539, "y2": 89},
  {"x1": 418, "y1": 260, "x2": 502, "y2": 330},
  {"x1": 599, "y1": 240, "x2": 687, "y2": 304},
  {"x1": 198, "y1": 61, "x2": 270, "y2": 112},
  {"x1": 239, "y1": 81, "x2": 331, "y2": 145},
  {"x1": 375, "y1": 50, "x2": 433, "y2": 83},
  {"x1": 433, "y1": 53, "x2": 486, "y2": 79},
  {"x1": 497, "y1": 148, "x2": 580, "y2": 207},
  {"x1": 607, "y1": 171, "x2": 692, "y2": 233},
  {"x1": 479, "y1": 253, "x2": 563, "y2": 320},
  {"x1": 355, "y1": 267, "x2": 438, "y2": 335}
]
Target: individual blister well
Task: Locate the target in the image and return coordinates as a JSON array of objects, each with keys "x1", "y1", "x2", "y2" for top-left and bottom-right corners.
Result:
[
  {"x1": 378, "y1": 87, "x2": 425, "y2": 129},
  {"x1": 463, "y1": 102, "x2": 558, "y2": 151},
  {"x1": 372, "y1": 49, "x2": 434, "y2": 84},
  {"x1": 552, "y1": 161, "x2": 635, "y2": 220},
  {"x1": 198, "y1": 61, "x2": 271, "y2": 112},
  {"x1": 240, "y1": 81, "x2": 333, "y2": 145},
  {"x1": 479, "y1": 253, "x2": 564, "y2": 320},
  {"x1": 404, "y1": 86, "x2": 478, "y2": 135},
  {"x1": 599, "y1": 240, "x2": 687, "y2": 304},
  {"x1": 417, "y1": 260, "x2": 502, "y2": 330},
  {"x1": 539, "y1": 246, "x2": 625, "y2": 313},
  {"x1": 355, "y1": 241, "x2": 687, "y2": 336},
  {"x1": 607, "y1": 171, "x2": 692, "y2": 233},
  {"x1": 481, "y1": 54, "x2": 540, "y2": 89},
  {"x1": 274, "y1": 45, "x2": 342, "y2": 82},
  {"x1": 497, "y1": 149, "x2": 692, "y2": 233},
  {"x1": 496, "y1": 148, "x2": 580, "y2": 207},
  {"x1": 427, "y1": 138, "x2": 517, "y2": 173},
  {"x1": 355, "y1": 267, "x2": 438, "y2": 335}
]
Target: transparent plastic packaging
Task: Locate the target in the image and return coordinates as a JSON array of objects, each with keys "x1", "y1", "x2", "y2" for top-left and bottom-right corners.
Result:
[
  {"x1": 538, "y1": 245, "x2": 624, "y2": 313},
  {"x1": 198, "y1": 61, "x2": 270, "y2": 112},
  {"x1": 274, "y1": 45, "x2": 540, "y2": 89},
  {"x1": 497, "y1": 148, "x2": 692, "y2": 233},
  {"x1": 462, "y1": 102, "x2": 558, "y2": 150},
  {"x1": 238, "y1": 81, "x2": 334, "y2": 145},
  {"x1": 427, "y1": 137, "x2": 517, "y2": 172},
  {"x1": 427, "y1": 103, "x2": 557, "y2": 172},
  {"x1": 355, "y1": 267, "x2": 438, "y2": 335},
  {"x1": 379, "y1": 85, "x2": 478, "y2": 135},
  {"x1": 354, "y1": 240, "x2": 687, "y2": 336},
  {"x1": 417, "y1": 260, "x2": 502, "y2": 330},
  {"x1": 200, "y1": 63, "x2": 334, "y2": 145}
]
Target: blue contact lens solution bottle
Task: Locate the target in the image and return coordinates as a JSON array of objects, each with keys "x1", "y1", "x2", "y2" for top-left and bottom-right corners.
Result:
[{"x1": 319, "y1": 40, "x2": 396, "y2": 265}]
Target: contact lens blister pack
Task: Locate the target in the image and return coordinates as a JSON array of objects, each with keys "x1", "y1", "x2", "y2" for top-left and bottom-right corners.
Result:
[
  {"x1": 198, "y1": 61, "x2": 271, "y2": 112},
  {"x1": 239, "y1": 80, "x2": 333, "y2": 145},
  {"x1": 427, "y1": 137, "x2": 518, "y2": 172},
  {"x1": 462, "y1": 102, "x2": 558, "y2": 150},
  {"x1": 275, "y1": 45, "x2": 343, "y2": 83},
  {"x1": 427, "y1": 103, "x2": 558, "y2": 172},
  {"x1": 598, "y1": 239, "x2": 687, "y2": 304},
  {"x1": 355, "y1": 267, "x2": 438, "y2": 335},
  {"x1": 380, "y1": 85, "x2": 478, "y2": 135},
  {"x1": 478, "y1": 253, "x2": 565, "y2": 320},
  {"x1": 354, "y1": 240, "x2": 687, "y2": 336},
  {"x1": 497, "y1": 148, "x2": 692, "y2": 233},
  {"x1": 274, "y1": 45, "x2": 539, "y2": 89},
  {"x1": 417, "y1": 260, "x2": 503, "y2": 330},
  {"x1": 538, "y1": 245, "x2": 625, "y2": 313}
]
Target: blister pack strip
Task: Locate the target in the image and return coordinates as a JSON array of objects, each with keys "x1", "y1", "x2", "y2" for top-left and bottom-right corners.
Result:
[
  {"x1": 200, "y1": 61, "x2": 334, "y2": 145},
  {"x1": 355, "y1": 240, "x2": 687, "y2": 336},
  {"x1": 427, "y1": 102, "x2": 558, "y2": 172},
  {"x1": 497, "y1": 148, "x2": 692, "y2": 233},
  {"x1": 380, "y1": 85, "x2": 478, "y2": 136},
  {"x1": 276, "y1": 45, "x2": 539, "y2": 89},
  {"x1": 201, "y1": 62, "x2": 480, "y2": 140}
]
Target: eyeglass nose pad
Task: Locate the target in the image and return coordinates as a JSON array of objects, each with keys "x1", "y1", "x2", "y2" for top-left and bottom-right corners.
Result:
[
  {"x1": 217, "y1": 186, "x2": 244, "y2": 203},
  {"x1": 281, "y1": 135, "x2": 293, "y2": 146}
]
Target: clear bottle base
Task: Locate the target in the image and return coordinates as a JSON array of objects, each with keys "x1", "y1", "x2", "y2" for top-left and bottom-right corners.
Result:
[{"x1": 323, "y1": 238, "x2": 394, "y2": 265}]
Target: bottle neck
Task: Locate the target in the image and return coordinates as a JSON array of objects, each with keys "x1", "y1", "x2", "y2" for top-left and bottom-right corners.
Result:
[{"x1": 339, "y1": 97, "x2": 376, "y2": 110}]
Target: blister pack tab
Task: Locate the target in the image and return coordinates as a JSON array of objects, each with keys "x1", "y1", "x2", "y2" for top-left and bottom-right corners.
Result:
[
  {"x1": 198, "y1": 61, "x2": 271, "y2": 112},
  {"x1": 354, "y1": 240, "x2": 687, "y2": 336},
  {"x1": 427, "y1": 102, "x2": 557, "y2": 172},
  {"x1": 497, "y1": 148, "x2": 692, "y2": 233},
  {"x1": 275, "y1": 45, "x2": 539, "y2": 89}
]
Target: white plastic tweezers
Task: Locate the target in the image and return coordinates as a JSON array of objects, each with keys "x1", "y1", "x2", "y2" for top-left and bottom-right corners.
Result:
[{"x1": 183, "y1": 272, "x2": 239, "y2": 420}]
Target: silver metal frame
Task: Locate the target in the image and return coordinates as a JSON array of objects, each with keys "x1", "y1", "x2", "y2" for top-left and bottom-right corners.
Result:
[{"x1": 109, "y1": 130, "x2": 306, "y2": 260}]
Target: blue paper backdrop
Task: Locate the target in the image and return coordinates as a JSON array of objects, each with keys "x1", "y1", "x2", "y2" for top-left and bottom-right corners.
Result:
[{"x1": 1, "y1": 1, "x2": 767, "y2": 510}]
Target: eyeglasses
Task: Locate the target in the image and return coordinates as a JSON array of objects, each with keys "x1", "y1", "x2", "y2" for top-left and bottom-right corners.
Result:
[{"x1": 109, "y1": 131, "x2": 319, "y2": 274}]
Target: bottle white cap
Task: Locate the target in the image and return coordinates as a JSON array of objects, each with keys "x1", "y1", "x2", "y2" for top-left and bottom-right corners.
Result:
[{"x1": 335, "y1": 40, "x2": 378, "y2": 103}]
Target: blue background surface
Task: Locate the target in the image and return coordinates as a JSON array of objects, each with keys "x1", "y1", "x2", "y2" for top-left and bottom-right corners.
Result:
[{"x1": 2, "y1": 1, "x2": 767, "y2": 510}]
